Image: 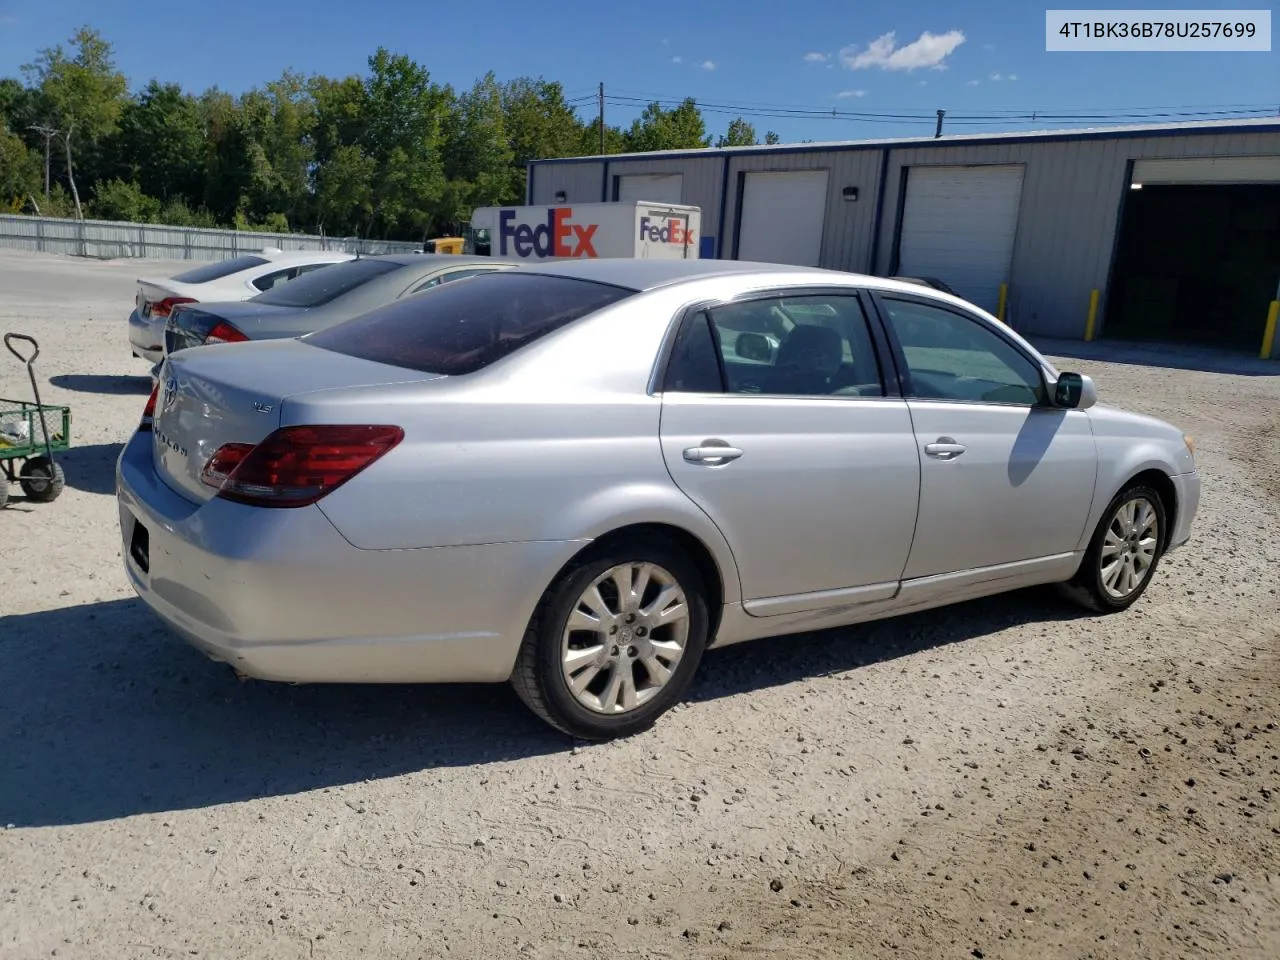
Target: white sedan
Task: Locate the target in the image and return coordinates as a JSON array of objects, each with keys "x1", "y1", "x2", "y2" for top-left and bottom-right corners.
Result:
[{"x1": 128, "y1": 249, "x2": 354, "y2": 366}]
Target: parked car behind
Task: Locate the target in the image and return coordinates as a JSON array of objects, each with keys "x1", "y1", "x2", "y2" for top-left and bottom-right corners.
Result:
[
  {"x1": 119, "y1": 259, "x2": 1200, "y2": 741},
  {"x1": 163, "y1": 254, "x2": 514, "y2": 357},
  {"x1": 130, "y1": 249, "x2": 355, "y2": 366}
]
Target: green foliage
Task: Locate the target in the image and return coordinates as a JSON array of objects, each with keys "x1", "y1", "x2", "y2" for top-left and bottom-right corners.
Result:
[
  {"x1": 90, "y1": 177, "x2": 161, "y2": 222},
  {"x1": 2, "y1": 26, "x2": 780, "y2": 238},
  {"x1": 0, "y1": 126, "x2": 41, "y2": 207}
]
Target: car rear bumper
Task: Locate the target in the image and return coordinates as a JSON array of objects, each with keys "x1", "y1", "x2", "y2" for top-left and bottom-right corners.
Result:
[
  {"x1": 1168, "y1": 470, "x2": 1200, "y2": 551},
  {"x1": 128, "y1": 308, "x2": 163, "y2": 364},
  {"x1": 115, "y1": 431, "x2": 584, "y2": 683}
]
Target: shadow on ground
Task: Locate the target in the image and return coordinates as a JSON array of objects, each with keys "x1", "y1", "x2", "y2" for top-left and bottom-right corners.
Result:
[
  {"x1": 48, "y1": 374, "x2": 154, "y2": 395},
  {"x1": 53, "y1": 441, "x2": 123, "y2": 496},
  {"x1": 0, "y1": 588, "x2": 1089, "y2": 828},
  {"x1": 1034, "y1": 337, "x2": 1278, "y2": 376}
]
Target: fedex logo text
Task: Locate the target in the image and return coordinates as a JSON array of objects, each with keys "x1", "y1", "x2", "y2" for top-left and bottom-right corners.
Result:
[
  {"x1": 639, "y1": 216, "x2": 695, "y2": 246},
  {"x1": 498, "y1": 207, "x2": 598, "y2": 258}
]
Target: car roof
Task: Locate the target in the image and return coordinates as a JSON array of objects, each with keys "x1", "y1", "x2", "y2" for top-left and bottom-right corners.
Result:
[
  {"x1": 509, "y1": 256, "x2": 929, "y2": 294},
  {"x1": 259, "y1": 250, "x2": 356, "y2": 265},
  {"x1": 356, "y1": 252, "x2": 522, "y2": 267}
]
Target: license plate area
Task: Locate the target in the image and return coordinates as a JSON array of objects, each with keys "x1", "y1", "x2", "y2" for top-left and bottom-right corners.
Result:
[{"x1": 129, "y1": 519, "x2": 150, "y2": 574}]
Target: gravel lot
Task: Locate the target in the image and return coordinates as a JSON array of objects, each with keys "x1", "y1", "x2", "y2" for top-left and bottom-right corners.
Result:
[{"x1": 2, "y1": 248, "x2": 1277, "y2": 960}]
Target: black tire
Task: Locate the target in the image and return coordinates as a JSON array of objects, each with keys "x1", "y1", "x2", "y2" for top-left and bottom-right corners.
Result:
[
  {"x1": 510, "y1": 537, "x2": 711, "y2": 740},
  {"x1": 19, "y1": 456, "x2": 66, "y2": 503},
  {"x1": 1060, "y1": 483, "x2": 1167, "y2": 613}
]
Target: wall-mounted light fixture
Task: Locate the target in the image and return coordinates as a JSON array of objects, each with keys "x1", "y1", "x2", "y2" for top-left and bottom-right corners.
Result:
[
  {"x1": 554, "y1": 190, "x2": 567, "y2": 203},
  {"x1": 842, "y1": 186, "x2": 859, "y2": 202}
]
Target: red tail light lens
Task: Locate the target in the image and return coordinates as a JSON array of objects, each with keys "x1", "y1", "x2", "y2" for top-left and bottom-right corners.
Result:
[
  {"x1": 140, "y1": 382, "x2": 160, "y2": 432},
  {"x1": 200, "y1": 425, "x2": 404, "y2": 507},
  {"x1": 204, "y1": 321, "x2": 248, "y2": 345},
  {"x1": 151, "y1": 296, "x2": 196, "y2": 318}
]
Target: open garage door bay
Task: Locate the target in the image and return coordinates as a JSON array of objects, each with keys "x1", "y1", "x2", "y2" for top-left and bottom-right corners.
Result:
[
  {"x1": 896, "y1": 164, "x2": 1026, "y2": 314},
  {"x1": 1106, "y1": 157, "x2": 1280, "y2": 352},
  {"x1": 736, "y1": 170, "x2": 829, "y2": 266}
]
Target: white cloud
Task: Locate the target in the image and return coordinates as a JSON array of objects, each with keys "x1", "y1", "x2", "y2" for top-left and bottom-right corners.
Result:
[
  {"x1": 803, "y1": 52, "x2": 830, "y2": 63},
  {"x1": 967, "y1": 79, "x2": 980, "y2": 86},
  {"x1": 672, "y1": 56, "x2": 683, "y2": 64},
  {"x1": 989, "y1": 71, "x2": 1018, "y2": 82},
  {"x1": 840, "y1": 29, "x2": 966, "y2": 72},
  {"x1": 1008, "y1": 73, "x2": 1017, "y2": 80},
  {"x1": 836, "y1": 89, "x2": 867, "y2": 98},
  {"x1": 701, "y1": 60, "x2": 717, "y2": 71},
  {"x1": 990, "y1": 72, "x2": 1003, "y2": 81}
]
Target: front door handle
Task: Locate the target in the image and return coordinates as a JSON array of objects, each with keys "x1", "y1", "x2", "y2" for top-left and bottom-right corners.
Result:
[
  {"x1": 924, "y1": 437, "x2": 967, "y2": 460},
  {"x1": 683, "y1": 441, "x2": 744, "y2": 464}
]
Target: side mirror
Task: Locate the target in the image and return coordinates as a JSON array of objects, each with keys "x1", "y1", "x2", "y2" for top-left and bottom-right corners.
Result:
[
  {"x1": 736, "y1": 331, "x2": 774, "y2": 363},
  {"x1": 1053, "y1": 371, "x2": 1097, "y2": 409}
]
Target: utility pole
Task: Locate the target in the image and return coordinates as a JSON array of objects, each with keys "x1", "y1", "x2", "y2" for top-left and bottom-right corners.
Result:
[
  {"x1": 29, "y1": 124, "x2": 57, "y2": 198},
  {"x1": 598, "y1": 82, "x2": 605, "y2": 155},
  {"x1": 935, "y1": 110, "x2": 945, "y2": 139}
]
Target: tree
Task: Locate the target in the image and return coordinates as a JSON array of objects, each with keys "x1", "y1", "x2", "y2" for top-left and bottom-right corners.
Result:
[
  {"x1": 716, "y1": 117, "x2": 757, "y2": 147},
  {"x1": 765, "y1": 131, "x2": 781, "y2": 144},
  {"x1": 0, "y1": 126, "x2": 41, "y2": 211},
  {"x1": 442, "y1": 72, "x2": 515, "y2": 214},
  {"x1": 502, "y1": 78, "x2": 586, "y2": 196},
  {"x1": 90, "y1": 178, "x2": 161, "y2": 222},
  {"x1": 625, "y1": 99, "x2": 711, "y2": 152},
  {"x1": 108, "y1": 80, "x2": 205, "y2": 203},
  {"x1": 22, "y1": 26, "x2": 128, "y2": 219}
]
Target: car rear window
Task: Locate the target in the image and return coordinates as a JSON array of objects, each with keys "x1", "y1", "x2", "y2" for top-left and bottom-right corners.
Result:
[
  {"x1": 171, "y1": 255, "x2": 269, "y2": 284},
  {"x1": 249, "y1": 257, "x2": 404, "y2": 307},
  {"x1": 304, "y1": 272, "x2": 635, "y2": 375}
]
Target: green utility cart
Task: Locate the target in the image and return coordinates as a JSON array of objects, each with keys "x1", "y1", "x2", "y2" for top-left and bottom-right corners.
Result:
[{"x1": 0, "y1": 333, "x2": 69, "y2": 508}]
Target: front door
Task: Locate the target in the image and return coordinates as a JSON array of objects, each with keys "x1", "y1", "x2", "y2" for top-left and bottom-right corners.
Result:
[
  {"x1": 658, "y1": 290, "x2": 922, "y2": 614},
  {"x1": 873, "y1": 293, "x2": 1098, "y2": 580}
]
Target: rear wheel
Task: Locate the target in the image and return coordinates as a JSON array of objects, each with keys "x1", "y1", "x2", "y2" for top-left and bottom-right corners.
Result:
[
  {"x1": 19, "y1": 456, "x2": 65, "y2": 503},
  {"x1": 1060, "y1": 483, "x2": 1166, "y2": 613},
  {"x1": 510, "y1": 539, "x2": 710, "y2": 740}
]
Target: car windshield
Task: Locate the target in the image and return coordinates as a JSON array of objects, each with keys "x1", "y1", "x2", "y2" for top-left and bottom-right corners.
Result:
[
  {"x1": 305, "y1": 272, "x2": 635, "y2": 375},
  {"x1": 249, "y1": 257, "x2": 404, "y2": 307},
  {"x1": 171, "y1": 255, "x2": 269, "y2": 284}
]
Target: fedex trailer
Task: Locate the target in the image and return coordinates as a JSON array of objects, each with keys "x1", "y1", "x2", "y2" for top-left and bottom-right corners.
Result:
[{"x1": 468, "y1": 201, "x2": 701, "y2": 260}]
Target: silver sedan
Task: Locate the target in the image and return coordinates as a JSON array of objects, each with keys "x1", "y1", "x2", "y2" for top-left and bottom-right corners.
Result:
[{"x1": 116, "y1": 259, "x2": 1200, "y2": 739}]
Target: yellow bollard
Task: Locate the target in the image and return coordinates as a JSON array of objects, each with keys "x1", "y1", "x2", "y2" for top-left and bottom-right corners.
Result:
[
  {"x1": 1084, "y1": 289, "x2": 1100, "y2": 342},
  {"x1": 996, "y1": 283, "x2": 1008, "y2": 324},
  {"x1": 1261, "y1": 300, "x2": 1279, "y2": 360}
]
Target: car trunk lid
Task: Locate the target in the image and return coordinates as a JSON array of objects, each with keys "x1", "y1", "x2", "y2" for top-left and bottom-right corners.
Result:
[{"x1": 152, "y1": 339, "x2": 443, "y2": 504}]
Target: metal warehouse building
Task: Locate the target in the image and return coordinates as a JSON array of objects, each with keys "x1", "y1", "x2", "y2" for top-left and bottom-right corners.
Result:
[{"x1": 526, "y1": 118, "x2": 1280, "y2": 356}]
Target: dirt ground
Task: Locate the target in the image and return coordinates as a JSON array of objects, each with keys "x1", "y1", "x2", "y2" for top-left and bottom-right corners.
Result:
[{"x1": 1, "y1": 248, "x2": 1277, "y2": 960}]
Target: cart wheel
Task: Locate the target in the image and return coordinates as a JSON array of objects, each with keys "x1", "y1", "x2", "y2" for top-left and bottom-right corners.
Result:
[
  {"x1": 19, "y1": 456, "x2": 65, "y2": 503},
  {"x1": 0, "y1": 479, "x2": 8, "y2": 509}
]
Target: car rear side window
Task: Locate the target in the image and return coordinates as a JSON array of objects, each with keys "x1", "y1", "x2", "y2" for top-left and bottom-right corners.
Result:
[
  {"x1": 171, "y1": 255, "x2": 269, "y2": 284},
  {"x1": 250, "y1": 257, "x2": 403, "y2": 307},
  {"x1": 304, "y1": 272, "x2": 635, "y2": 375}
]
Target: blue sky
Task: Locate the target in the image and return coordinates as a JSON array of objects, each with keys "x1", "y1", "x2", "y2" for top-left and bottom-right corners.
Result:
[{"x1": 0, "y1": 0, "x2": 1275, "y2": 144}]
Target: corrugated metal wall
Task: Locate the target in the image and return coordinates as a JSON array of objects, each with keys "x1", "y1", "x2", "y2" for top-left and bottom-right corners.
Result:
[
  {"x1": 876, "y1": 130, "x2": 1280, "y2": 338},
  {"x1": 0, "y1": 215, "x2": 420, "y2": 261},
  {"x1": 528, "y1": 127, "x2": 1280, "y2": 340},
  {"x1": 721, "y1": 149, "x2": 885, "y2": 271}
]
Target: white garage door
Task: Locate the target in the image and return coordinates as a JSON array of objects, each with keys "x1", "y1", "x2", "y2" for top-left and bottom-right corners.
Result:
[
  {"x1": 616, "y1": 173, "x2": 684, "y2": 203},
  {"x1": 737, "y1": 170, "x2": 829, "y2": 266},
  {"x1": 1132, "y1": 156, "x2": 1280, "y2": 185},
  {"x1": 897, "y1": 164, "x2": 1025, "y2": 313}
]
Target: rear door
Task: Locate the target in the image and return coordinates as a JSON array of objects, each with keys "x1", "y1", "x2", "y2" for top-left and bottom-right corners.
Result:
[
  {"x1": 658, "y1": 289, "x2": 921, "y2": 616},
  {"x1": 871, "y1": 292, "x2": 1098, "y2": 580}
]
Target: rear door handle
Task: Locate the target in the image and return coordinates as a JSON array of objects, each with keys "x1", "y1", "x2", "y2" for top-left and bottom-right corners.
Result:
[
  {"x1": 924, "y1": 438, "x2": 967, "y2": 460},
  {"x1": 683, "y1": 442, "x2": 743, "y2": 464}
]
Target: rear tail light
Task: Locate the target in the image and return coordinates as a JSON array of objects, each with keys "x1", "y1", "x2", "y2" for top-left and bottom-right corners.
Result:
[
  {"x1": 200, "y1": 425, "x2": 404, "y2": 507},
  {"x1": 140, "y1": 382, "x2": 159, "y2": 432},
  {"x1": 151, "y1": 296, "x2": 196, "y2": 318},
  {"x1": 204, "y1": 321, "x2": 248, "y2": 345}
]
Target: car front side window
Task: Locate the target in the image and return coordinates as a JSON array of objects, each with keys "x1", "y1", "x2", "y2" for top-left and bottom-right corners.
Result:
[{"x1": 879, "y1": 297, "x2": 1046, "y2": 406}]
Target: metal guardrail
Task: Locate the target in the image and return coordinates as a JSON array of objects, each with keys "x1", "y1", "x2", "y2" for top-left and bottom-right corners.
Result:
[{"x1": 0, "y1": 214, "x2": 421, "y2": 261}]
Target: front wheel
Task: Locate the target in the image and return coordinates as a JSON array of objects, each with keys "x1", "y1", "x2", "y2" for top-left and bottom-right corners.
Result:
[
  {"x1": 1060, "y1": 483, "x2": 1167, "y2": 613},
  {"x1": 19, "y1": 456, "x2": 65, "y2": 503},
  {"x1": 510, "y1": 539, "x2": 710, "y2": 740}
]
